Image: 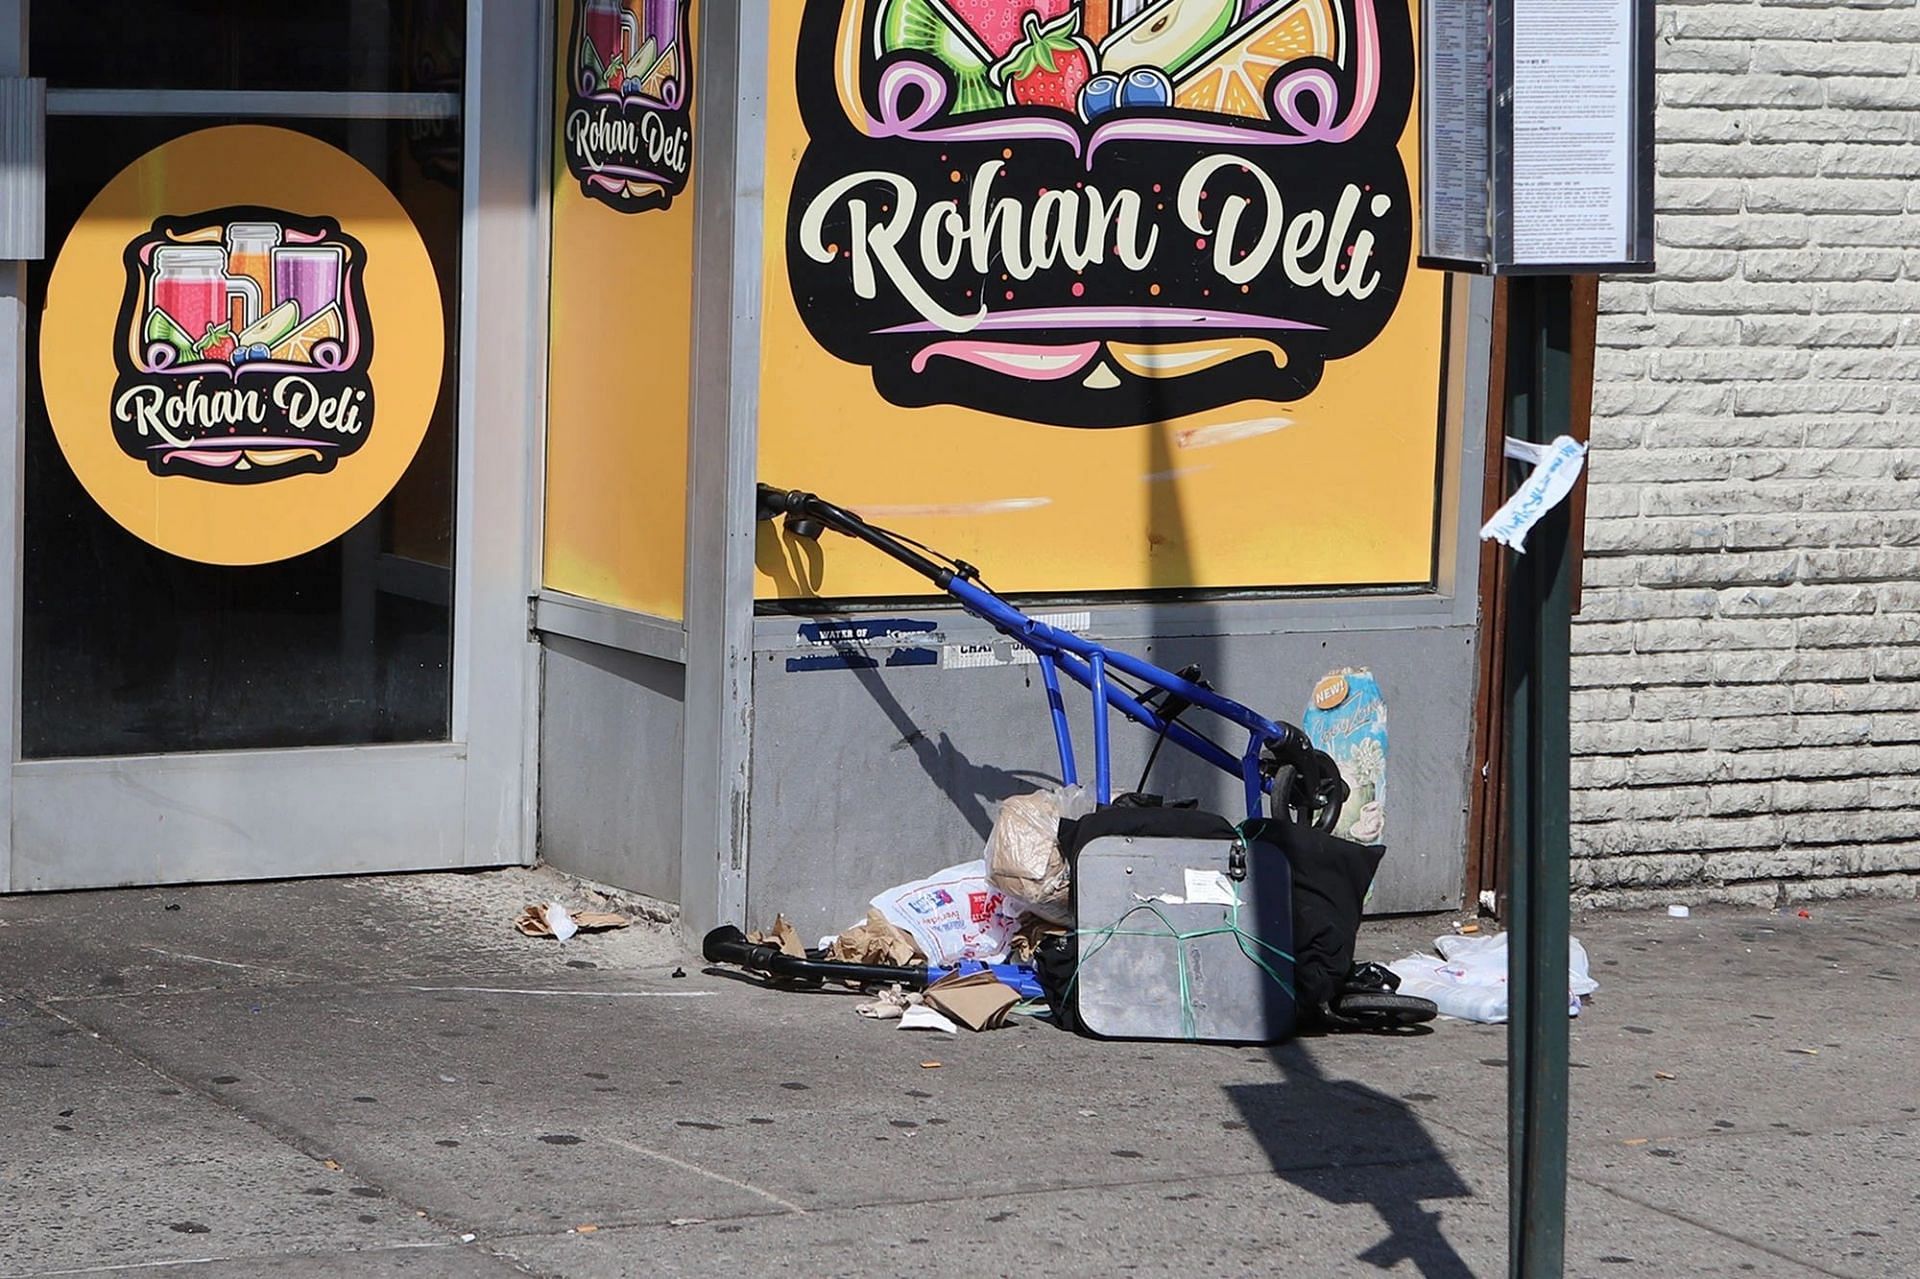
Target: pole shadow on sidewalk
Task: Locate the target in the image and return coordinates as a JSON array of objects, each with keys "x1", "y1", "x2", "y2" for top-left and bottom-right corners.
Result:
[{"x1": 1225, "y1": 1042, "x2": 1476, "y2": 1278}]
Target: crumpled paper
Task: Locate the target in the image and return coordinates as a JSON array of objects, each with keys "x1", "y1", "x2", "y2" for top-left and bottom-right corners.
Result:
[
  {"x1": 748, "y1": 914, "x2": 806, "y2": 958},
  {"x1": 827, "y1": 907, "x2": 923, "y2": 966},
  {"x1": 922, "y1": 970, "x2": 1020, "y2": 1031},
  {"x1": 1004, "y1": 916, "x2": 1066, "y2": 965},
  {"x1": 515, "y1": 902, "x2": 631, "y2": 940},
  {"x1": 855, "y1": 984, "x2": 915, "y2": 1020}
]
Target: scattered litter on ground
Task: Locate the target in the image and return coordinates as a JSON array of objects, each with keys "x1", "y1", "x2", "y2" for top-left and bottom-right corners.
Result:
[
  {"x1": 1654, "y1": 1071, "x2": 1676, "y2": 1080},
  {"x1": 747, "y1": 915, "x2": 805, "y2": 958},
  {"x1": 918, "y1": 1060, "x2": 942, "y2": 1069},
  {"x1": 1797, "y1": 908, "x2": 1812, "y2": 919},
  {"x1": 1667, "y1": 904, "x2": 1690, "y2": 918},
  {"x1": 667, "y1": 1218, "x2": 705, "y2": 1228},
  {"x1": 1622, "y1": 1138, "x2": 1648, "y2": 1147},
  {"x1": 922, "y1": 970, "x2": 1020, "y2": 1030},
  {"x1": 459, "y1": 1233, "x2": 476, "y2": 1243},
  {"x1": 1387, "y1": 931, "x2": 1598, "y2": 1024},
  {"x1": 515, "y1": 902, "x2": 631, "y2": 940},
  {"x1": 824, "y1": 907, "x2": 921, "y2": 965},
  {"x1": 573, "y1": 1224, "x2": 598, "y2": 1234},
  {"x1": 1459, "y1": 922, "x2": 1480, "y2": 935},
  {"x1": 984, "y1": 784, "x2": 1092, "y2": 924},
  {"x1": 1789, "y1": 1047, "x2": 1820, "y2": 1056},
  {"x1": 870, "y1": 860, "x2": 1026, "y2": 965},
  {"x1": 323, "y1": 1159, "x2": 342, "y2": 1172},
  {"x1": 899, "y1": 1004, "x2": 959, "y2": 1034},
  {"x1": 670, "y1": 967, "x2": 686, "y2": 979},
  {"x1": 854, "y1": 985, "x2": 912, "y2": 1021}
]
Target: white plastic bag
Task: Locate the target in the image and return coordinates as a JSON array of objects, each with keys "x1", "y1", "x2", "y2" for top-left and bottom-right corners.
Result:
[
  {"x1": 870, "y1": 860, "x2": 1026, "y2": 966},
  {"x1": 984, "y1": 784, "x2": 1094, "y2": 925},
  {"x1": 1387, "y1": 931, "x2": 1597, "y2": 1024}
]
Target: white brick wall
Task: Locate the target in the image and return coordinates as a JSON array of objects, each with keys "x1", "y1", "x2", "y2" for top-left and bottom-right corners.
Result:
[{"x1": 1575, "y1": 0, "x2": 1920, "y2": 907}]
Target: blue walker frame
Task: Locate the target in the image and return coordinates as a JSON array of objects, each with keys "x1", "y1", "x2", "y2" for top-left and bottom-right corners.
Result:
[{"x1": 758, "y1": 486, "x2": 1343, "y2": 826}]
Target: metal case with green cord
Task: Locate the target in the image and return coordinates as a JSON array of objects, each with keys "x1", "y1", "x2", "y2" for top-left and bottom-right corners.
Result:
[{"x1": 1072, "y1": 832, "x2": 1296, "y2": 1043}]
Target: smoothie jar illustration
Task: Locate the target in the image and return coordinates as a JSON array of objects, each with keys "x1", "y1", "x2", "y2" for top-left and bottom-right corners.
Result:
[
  {"x1": 271, "y1": 244, "x2": 343, "y2": 323},
  {"x1": 148, "y1": 246, "x2": 260, "y2": 357},
  {"x1": 223, "y1": 222, "x2": 282, "y2": 326}
]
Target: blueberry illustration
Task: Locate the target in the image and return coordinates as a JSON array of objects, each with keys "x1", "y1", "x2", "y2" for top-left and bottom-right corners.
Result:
[
  {"x1": 1078, "y1": 73, "x2": 1122, "y2": 122},
  {"x1": 250, "y1": 343, "x2": 272, "y2": 361},
  {"x1": 1119, "y1": 67, "x2": 1174, "y2": 110},
  {"x1": 230, "y1": 348, "x2": 249, "y2": 366}
]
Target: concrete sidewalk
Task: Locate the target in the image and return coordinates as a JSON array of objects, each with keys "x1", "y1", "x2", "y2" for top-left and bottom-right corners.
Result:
[{"x1": 0, "y1": 868, "x2": 1912, "y2": 1278}]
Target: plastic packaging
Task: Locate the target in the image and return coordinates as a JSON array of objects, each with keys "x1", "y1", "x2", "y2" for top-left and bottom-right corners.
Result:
[
  {"x1": 870, "y1": 860, "x2": 1027, "y2": 966},
  {"x1": 1387, "y1": 931, "x2": 1598, "y2": 1024},
  {"x1": 984, "y1": 784, "x2": 1095, "y2": 924}
]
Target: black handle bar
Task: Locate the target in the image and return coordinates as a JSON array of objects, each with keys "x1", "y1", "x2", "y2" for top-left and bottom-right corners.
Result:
[
  {"x1": 702, "y1": 925, "x2": 932, "y2": 990},
  {"x1": 757, "y1": 484, "x2": 961, "y2": 589}
]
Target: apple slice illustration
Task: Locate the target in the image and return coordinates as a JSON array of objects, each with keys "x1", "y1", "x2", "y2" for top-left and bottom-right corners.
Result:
[{"x1": 1100, "y1": 0, "x2": 1238, "y2": 77}]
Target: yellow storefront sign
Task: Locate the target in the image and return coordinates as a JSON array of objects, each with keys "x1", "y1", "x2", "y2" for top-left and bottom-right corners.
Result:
[
  {"x1": 38, "y1": 125, "x2": 445, "y2": 567},
  {"x1": 756, "y1": 0, "x2": 1446, "y2": 599}
]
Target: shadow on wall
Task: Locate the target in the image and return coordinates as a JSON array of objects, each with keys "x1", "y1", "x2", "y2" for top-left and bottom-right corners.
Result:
[
  {"x1": 746, "y1": 383, "x2": 1234, "y2": 837},
  {"x1": 1226, "y1": 1041, "x2": 1476, "y2": 1278}
]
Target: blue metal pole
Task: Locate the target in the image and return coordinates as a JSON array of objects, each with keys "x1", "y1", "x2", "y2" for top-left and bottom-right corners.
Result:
[
  {"x1": 1088, "y1": 650, "x2": 1112, "y2": 805},
  {"x1": 1036, "y1": 653, "x2": 1077, "y2": 786}
]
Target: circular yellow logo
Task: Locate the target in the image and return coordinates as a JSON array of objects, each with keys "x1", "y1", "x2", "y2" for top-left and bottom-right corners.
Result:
[{"x1": 39, "y1": 125, "x2": 446, "y2": 566}]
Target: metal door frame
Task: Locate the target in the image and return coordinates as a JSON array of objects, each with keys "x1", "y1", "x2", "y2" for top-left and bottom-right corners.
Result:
[{"x1": 0, "y1": 1, "x2": 544, "y2": 891}]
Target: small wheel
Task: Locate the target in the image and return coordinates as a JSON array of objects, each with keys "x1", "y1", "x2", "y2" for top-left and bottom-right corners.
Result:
[
  {"x1": 1267, "y1": 764, "x2": 1299, "y2": 824},
  {"x1": 1326, "y1": 990, "x2": 1438, "y2": 1030},
  {"x1": 1267, "y1": 756, "x2": 1348, "y2": 833}
]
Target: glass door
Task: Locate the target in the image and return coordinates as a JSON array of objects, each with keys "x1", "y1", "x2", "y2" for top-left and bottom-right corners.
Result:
[{"x1": 0, "y1": 2, "x2": 541, "y2": 890}]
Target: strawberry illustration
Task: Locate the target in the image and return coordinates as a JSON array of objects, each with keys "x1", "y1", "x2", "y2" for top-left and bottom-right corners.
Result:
[
  {"x1": 993, "y1": 11, "x2": 1094, "y2": 113},
  {"x1": 196, "y1": 323, "x2": 237, "y2": 366},
  {"x1": 946, "y1": 0, "x2": 1073, "y2": 59}
]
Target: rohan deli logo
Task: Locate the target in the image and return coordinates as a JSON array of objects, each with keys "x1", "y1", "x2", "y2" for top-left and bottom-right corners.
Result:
[
  {"x1": 111, "y1": 208, "x2": 375, "y2": 483},
  {"x1": 564, "y1": 0, "x2": 695, "y2": 212},
  {"x1": 787, "y1": 0, "x2": 1416, "y2": 427}
]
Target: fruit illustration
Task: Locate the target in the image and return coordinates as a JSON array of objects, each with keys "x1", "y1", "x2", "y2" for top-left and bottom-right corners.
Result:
[
  {"x1": 993, "y1": 11, "x2": 1094, "y2": 112},
  {"x1": 196, "y1": 323, "x2": 237, "y2": 365},
  {"x1": 1079, "y1": 71, "x2": 1123, "y2": 119},
  {"x1": 268, "y1": 305, "x2": 344, "y2": 365},
  {"x1": 237, "y1": 299, "x2": 301, "y2": 351},
  {"x1": 578, "y1": 31, "x2": 607, "y2": 93},
  {"x1": 944, "y1": 0, "x2": 1073, "y2": 58},
  {"x1": 1172, "y1": 0, "x2": 1339, "y2": 118},
  {"x1": 143, "y1": 307, "x2": 196, "y2": 362},
  {"x1": 877, "y1": 0, "x2": 1006, "y2": 116},
  {"x1": 1101, "y1": 0, "x2": 1238, "y2": 78},
  {"x1": 626, "y1": 35, "x2": 660, "y2": 89},
  {"x1": 1118, "y1": 65, "x2": 1174, "y2": 107},
  {"x1": 636, "y1": 43, "x2": 679, "y2": 98}
]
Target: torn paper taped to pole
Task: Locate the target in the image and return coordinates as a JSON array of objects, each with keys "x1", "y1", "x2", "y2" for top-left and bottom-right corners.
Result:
[{"x1": 1481, "y1": 434, "x2": 1588, "y2": 552}]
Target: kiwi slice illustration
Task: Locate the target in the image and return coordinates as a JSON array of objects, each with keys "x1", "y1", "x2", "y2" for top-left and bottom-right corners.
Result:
[{"x1": 878, "y1": 0, "x2": 1006, "y2": 115}]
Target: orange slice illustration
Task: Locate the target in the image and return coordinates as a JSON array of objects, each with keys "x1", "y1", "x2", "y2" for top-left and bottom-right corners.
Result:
[
  {"x1": 1173, "y1": 0, "x2": 1342, "y2": 120},
  {"x1": 269, "y1": 305, "x2": 344, "y2": 364}
]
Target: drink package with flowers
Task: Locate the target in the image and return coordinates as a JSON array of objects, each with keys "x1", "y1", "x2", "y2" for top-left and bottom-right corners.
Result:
[{"x1": 1301, "y1": 667, "x2": 1389, "y2": 849}]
